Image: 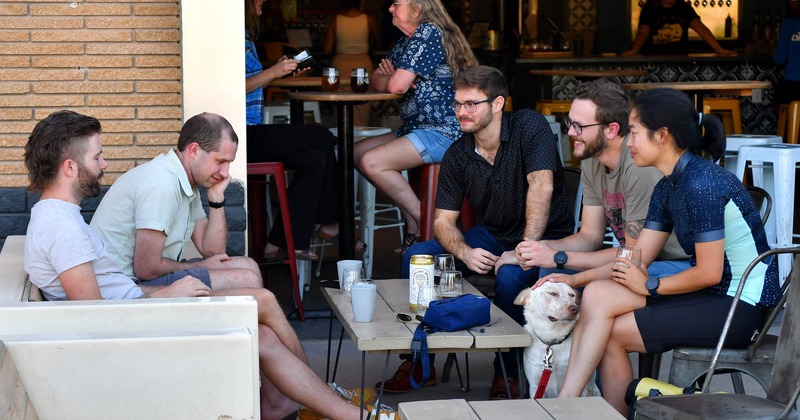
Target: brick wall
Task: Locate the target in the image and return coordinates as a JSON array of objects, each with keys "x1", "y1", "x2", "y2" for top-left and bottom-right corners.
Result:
[
  {"x1": 0, "y1": 1, "x2": 246, "y2": 255},
  {"x1": 0, "y1": 0, "x2": 182, "y2": 188}
]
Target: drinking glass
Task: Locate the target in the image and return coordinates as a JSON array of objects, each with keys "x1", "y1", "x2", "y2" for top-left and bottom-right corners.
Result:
[
  {"x1": 342, "y1": 267, "x2": 364, "y2": 301},
  {"x1": 439, "y1": 270, "x2": 463, "y2": 299},
  {"x1": 615, "y1": 246, "x2": 642, "y2": 269},
  {"x1": 321, "y1": 67, "x2": 339, "y2": 92},
  {"x1": 350, "y1": 68, "x2": 369, "y2": 93},
  {"x1": 433, "y1": 254, "x2": 455, "y2": 286},
  {"x1": 415, "y1": 283, "x2": 436, "y2": 317}
]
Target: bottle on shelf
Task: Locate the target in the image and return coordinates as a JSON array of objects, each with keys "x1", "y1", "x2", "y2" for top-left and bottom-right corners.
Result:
[{"x1": 725, "y1": 14, "x2": 733, "y2": 38}]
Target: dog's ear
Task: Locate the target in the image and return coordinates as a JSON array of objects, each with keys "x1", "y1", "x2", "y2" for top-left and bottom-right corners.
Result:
[{"x1": 513, "y1": 288, "x2": 532, "y2": 306}]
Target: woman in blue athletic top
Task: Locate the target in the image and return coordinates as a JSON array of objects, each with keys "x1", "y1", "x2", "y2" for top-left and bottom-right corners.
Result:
[{"x1": 550, "y1": 88, "x2": 781, "y2": 415}]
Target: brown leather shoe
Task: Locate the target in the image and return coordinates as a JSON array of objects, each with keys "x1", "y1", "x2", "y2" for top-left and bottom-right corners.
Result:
[
  {"x1": 489, "y1": 374, "x2": 520, "y2": 400},
  {"x1": 374, "y1": 360, "x2": 436, "y2": 393}
]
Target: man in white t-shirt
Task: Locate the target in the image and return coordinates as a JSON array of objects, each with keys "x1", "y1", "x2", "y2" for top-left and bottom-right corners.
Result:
[
  {"x1": 517, "y1": 79, "x2": 689, "y2": 281},
  {"x1": 23, "y1": 110, "x2": 366, "y2": 420},
  {"x1": 89, "y1": 113, "x2": 262, "y2": 290}
]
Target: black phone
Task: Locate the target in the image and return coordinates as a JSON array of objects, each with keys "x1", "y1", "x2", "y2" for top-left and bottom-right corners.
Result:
[
  {"x1": 282, "y1": 49, "x2": 315, "y2": 78},
  {"x1": 293, "y1": 49, "x2": 314, "y2": 71}
]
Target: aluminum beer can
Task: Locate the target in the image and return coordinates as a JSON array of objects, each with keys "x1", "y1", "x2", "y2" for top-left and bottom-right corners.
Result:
[{"x1": 409, "y1": 254, "x2": 434, "y2": 311}]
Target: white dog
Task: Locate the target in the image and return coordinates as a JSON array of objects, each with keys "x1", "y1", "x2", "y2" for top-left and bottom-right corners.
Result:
[{"x1": 514, "y1": 282, "x2": 600, "y2": 398}]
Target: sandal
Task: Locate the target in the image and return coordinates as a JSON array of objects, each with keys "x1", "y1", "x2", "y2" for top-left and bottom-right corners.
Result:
[{"x1": 394, "y1": 233, "x2": 420, "y2": 255}]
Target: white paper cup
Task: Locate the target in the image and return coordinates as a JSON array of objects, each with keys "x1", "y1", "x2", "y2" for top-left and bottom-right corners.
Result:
[
  {"x1": 351, "y1": 283, "x2": 377, "y2": 322},
  {"x1": 337, "y1": 260, "x2": 363, "y2": 290}
]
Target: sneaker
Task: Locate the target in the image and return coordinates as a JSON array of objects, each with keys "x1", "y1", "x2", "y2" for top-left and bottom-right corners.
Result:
[
  {"x1": 297, "y1": 383, "x2": 377, "y2": 420},
  {"x1": 367, "y1": 404, "x2": 397, "y2": 420},
  {"x1": 331, "y1": 382, "x2": 377, "y2": 407}
]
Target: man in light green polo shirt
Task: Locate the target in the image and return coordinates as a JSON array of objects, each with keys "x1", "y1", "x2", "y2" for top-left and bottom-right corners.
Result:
[{"x1": 91, "y1": 112, "x2": 262, "y2": 290}]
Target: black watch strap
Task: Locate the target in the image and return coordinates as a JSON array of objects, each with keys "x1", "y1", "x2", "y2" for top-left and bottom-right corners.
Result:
[{"x1": 207, "y1": 199, "x2": 225, "y2": 209}]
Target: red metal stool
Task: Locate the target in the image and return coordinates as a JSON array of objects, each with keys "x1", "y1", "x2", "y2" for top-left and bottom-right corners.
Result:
[
  {"x1": 419, "y1": 163, "x2": 476, "y2": 242},
  {"x1": 247, "y1": 162, "x2": 304, "y2": 320}
]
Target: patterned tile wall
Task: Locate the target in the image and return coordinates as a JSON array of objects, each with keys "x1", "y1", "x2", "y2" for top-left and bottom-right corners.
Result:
[{"x1": 550, "y1": 64, "x2": 780, "y2": 134}]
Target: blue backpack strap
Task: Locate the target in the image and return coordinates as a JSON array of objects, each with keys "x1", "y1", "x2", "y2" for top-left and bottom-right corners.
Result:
[{"x1": 409, "y1": 323, "x2": 431, "y2": 389}]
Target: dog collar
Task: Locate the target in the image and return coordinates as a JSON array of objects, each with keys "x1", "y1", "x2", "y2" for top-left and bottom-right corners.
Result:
[{"x1": 534, "y1": 330, "x2": 572, "y2": 347}]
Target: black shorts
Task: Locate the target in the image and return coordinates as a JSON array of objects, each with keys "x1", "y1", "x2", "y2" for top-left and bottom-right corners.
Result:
[{"x1": 634, "y1": 290, "x2": 767, "y2": 354}]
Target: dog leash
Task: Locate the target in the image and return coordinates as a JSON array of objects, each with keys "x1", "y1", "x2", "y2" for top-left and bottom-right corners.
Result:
[{"x1": 534, "y1": 346, "x2": 554, "y2": 399}]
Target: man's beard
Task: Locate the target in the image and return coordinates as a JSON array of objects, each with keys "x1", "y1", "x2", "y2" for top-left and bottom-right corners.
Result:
[
  {"x1": 575, "y1": 129, "x2": 607, "y2": 161},
  {"x1": 459, "y1": 109, "x2": 493, "y2": 134},
  {"x1": 76, "y1": 163, "x2": 102, "y2": 198}
]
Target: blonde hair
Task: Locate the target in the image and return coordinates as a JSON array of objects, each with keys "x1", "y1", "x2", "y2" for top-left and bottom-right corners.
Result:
[{"x1": 408, "y1": 0, "x2": 477, "y2": 76}]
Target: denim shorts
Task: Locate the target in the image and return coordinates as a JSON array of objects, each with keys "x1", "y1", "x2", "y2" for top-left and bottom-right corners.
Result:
[{"x1": 405, "y1": 129, "x2": 456, "y2": 164}]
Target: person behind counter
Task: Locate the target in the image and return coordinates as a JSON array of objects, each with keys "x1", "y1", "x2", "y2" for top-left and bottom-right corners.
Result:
[
  {"x1": 354, "y1": 0, "x2": 478, "y2": 255},
  {"x1": 622, "y1": 0, "x2": 735, "y2": 56},
  {"x1": 773, "y1": 0, "x2": 800, "y2": 106}
]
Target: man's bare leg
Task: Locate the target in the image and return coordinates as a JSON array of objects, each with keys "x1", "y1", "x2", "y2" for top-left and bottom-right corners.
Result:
[
  {"x1": 258, "y1": 325, "x2": 361, "y2": 420},
  {"x1": 259, "y1": 371, "x2": 300, "y2": 420},
  {"x1": 214, "y1": 288, "x2": 305, "y2": 362},
  {"x1": 208, "y1": 256, "x2": 263, "y2": 290}
]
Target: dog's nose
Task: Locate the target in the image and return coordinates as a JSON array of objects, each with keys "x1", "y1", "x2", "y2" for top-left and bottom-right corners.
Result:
[{"x1": 568, "y1": 304, "x2": 579, "y2": 314}]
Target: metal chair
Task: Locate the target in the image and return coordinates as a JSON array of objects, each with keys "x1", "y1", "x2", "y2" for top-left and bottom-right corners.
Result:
[
  {"x1": 635, "y1": 250, "x2": 800, "y2": 419},
  {"x1": 747, "y1": 185, "x2": 772, "y2": 227},
  {"x1": 666, "y1": 247, "x2": 796, "y2": 394}
]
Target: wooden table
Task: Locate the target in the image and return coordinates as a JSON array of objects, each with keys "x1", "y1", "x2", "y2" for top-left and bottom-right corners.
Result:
[
  {"x1": 321, "y1": 279, "x2": 531, "y2": 418},
  {"x1": 270, "y1": 76, "x2": 322, "y2": 124},
  {"x1": 623, "y1": 80, "x2": 772, "y2": 113},
  {"x1": 398, "y1": 397, "x2": 624, "y2": 419},
  {"x1": 288, "y1": 91, "x2": 400, "y2": 260}
]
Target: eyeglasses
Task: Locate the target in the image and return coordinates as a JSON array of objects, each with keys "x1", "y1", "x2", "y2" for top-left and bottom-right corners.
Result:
[
  {"x1": 452, "y1": 98, "x2": 494, "y2": 113},
  {"x1": 392, "y1": 1, "x2": 408, "y2": 6},
  {"x1": 561, "y1": 116, "x2": 610, "y2": 135}
]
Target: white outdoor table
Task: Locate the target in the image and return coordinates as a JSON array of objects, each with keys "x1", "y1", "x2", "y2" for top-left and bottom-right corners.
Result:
[
  {"x1": 321, "y1": 279, "x2": 532, "y2": 419},
  {"x1": 398, "y1": 397, "x2": 625, "y2": 420}
]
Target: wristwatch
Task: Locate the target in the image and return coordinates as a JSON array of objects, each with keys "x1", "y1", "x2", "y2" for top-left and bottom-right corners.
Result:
[
  {"x1": 207, "y1": 199, "x2": 225, "y2": 209},
  {"x1": 554, "y1": 251, "x2": 568, "y2": 270},
  {"x1": 645, "y1": 277, "x2": 660, "y2": 297}
]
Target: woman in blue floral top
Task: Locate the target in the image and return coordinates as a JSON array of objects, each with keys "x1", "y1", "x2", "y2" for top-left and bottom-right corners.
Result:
[{"x1": 354, "y1": 0, "x2": 477, "y2": 254}]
